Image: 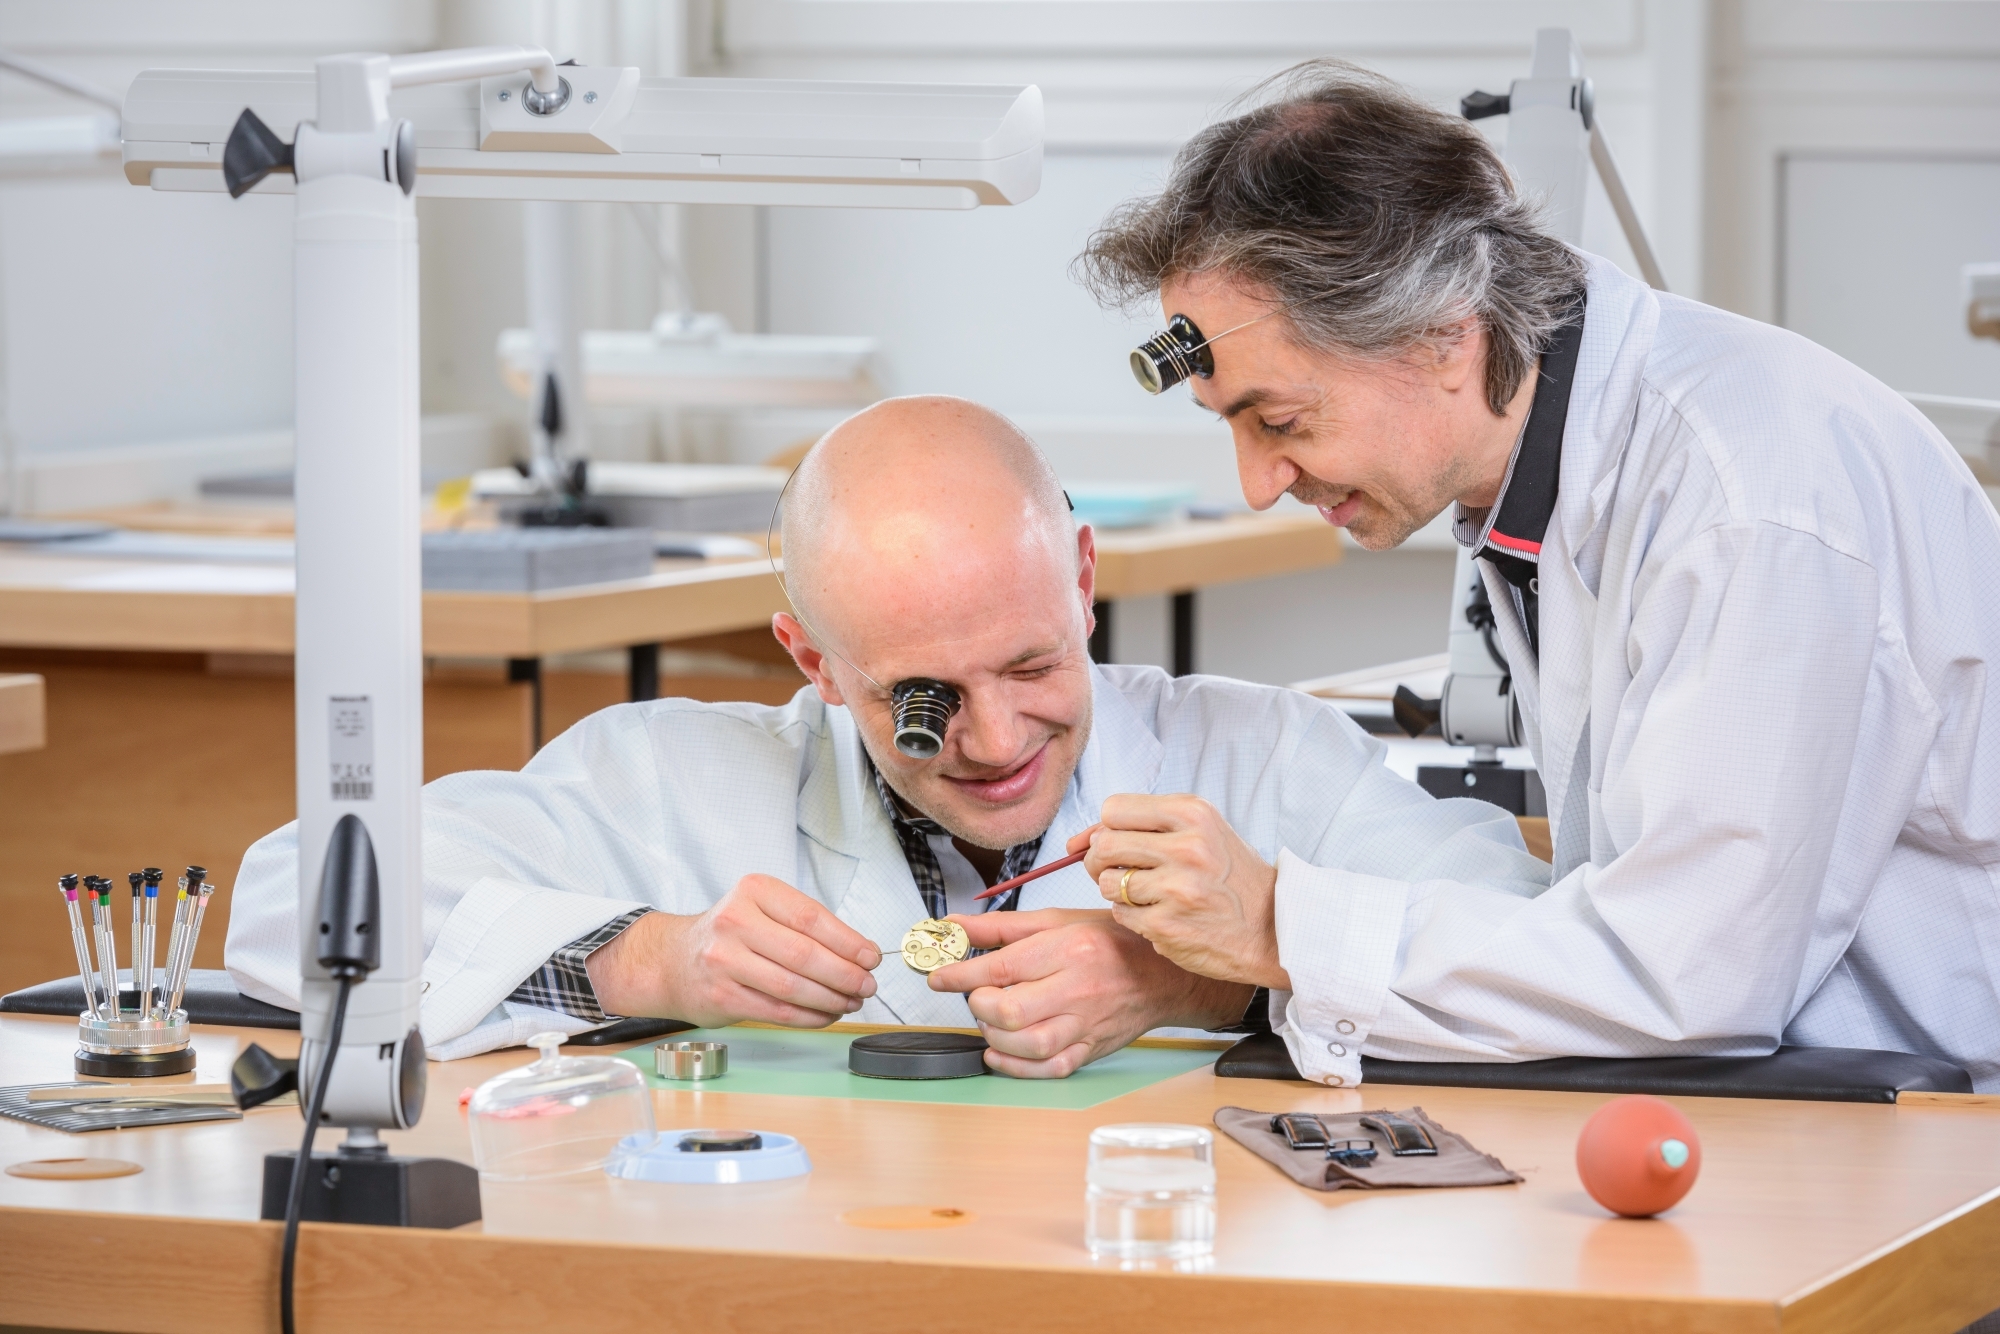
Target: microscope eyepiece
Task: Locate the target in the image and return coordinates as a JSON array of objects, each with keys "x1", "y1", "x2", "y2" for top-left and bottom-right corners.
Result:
[
  {"x1": 1131, "y1": 314, "x2": 1214, "y2": 395},
  {"x1": 891, "y1": 679, "x2": 961, "y2": 759}
]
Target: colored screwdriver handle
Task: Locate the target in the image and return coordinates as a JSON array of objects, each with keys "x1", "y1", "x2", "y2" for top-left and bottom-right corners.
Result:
[
  {"x1": 160, "y1": 881, "x2": 192, "y2": 1019},
  {"x1": 127, "y1": 873, "x2": 144, "y2": 1012},
  {"x1": 165, "y1": 884, "x2": 214, "y2": 1018},
  {"x1": 60, "y1": 876, "x2": 100, "y2": 1019},
  {"x1": 141, "y1": 869, "x2": 162, "y2": 1017},
  {"x1": 89, "y1": 879, "x2": 119, "y2": 1020}
]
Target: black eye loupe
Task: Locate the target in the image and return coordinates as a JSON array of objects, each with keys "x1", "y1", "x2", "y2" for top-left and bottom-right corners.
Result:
[
  {"x1": 1130, "y1": 314, "x2": 1214, "y2": 395},
  {"x1": 891, "y1": 679, "x2": 961, "y2": 759}
]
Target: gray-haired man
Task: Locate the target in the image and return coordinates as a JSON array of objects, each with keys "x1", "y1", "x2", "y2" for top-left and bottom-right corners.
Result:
[{"x1": 1061, "y1": 61, "x2": 2000, "y2": 1094}]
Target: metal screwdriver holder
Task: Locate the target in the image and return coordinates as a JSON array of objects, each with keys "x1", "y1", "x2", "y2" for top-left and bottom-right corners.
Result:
[{"x1": 76, "y1": 1004, "x2": 195, "y2": 1078}]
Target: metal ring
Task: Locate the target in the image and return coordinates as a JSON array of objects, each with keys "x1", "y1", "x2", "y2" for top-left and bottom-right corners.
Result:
[
  {"x1": 1118, "y1": 868, "x2": 1136, "y2": 907},
  {"x1": 656, "y1": 1040, "x2": 728, "y2": 1081}
]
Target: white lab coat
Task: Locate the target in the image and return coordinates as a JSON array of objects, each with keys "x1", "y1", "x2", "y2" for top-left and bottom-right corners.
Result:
[
  {"x1": 1273, "y1": 256, "x2": 2000, "y2": 1092},
  {"x1": 226, "y1": 665, "x2": 1547, "y2": 1059}
]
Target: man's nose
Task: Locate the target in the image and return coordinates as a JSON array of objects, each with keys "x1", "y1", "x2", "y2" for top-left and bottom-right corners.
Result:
[
  {"x1": 951, "y1": 692, "x2": 1027, "y2": 769},
  {"x1": 1234, "y1": 431, "x2": 1299, "y2": 512}
]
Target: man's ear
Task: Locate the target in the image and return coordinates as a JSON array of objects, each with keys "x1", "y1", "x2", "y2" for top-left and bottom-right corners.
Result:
[
  {"x1": 772, "y1": 613, "x2": 846, "y2": 706},
  {"x1": 1075, "y1": 524, "x2": 1099, "y2": 633},
  {"x1": 1429, "y1": 319, "x2": 1486, "y2": 395}
]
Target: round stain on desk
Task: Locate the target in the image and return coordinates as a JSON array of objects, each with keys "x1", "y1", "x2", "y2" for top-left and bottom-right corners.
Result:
[
  {"x1": 840, "y1": 1205, "x2": 975, "y2": 1230},
  {"x1": 8, "y1": 1157, "x2": 143, "y2": 1180}
]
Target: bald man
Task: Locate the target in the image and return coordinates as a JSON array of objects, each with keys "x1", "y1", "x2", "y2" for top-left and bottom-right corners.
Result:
[{"x1": 226, "y1": 397, "x2": 1547, "y2": 1072}]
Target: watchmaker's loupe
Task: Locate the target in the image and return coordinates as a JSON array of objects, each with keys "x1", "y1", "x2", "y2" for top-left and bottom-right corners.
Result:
[
  {"x1": 1131, "y1": 314, "x2": 1214, "y2": 395},
  {"x1": 891, "y1": 679, "x2": 960, "y2": 759}
]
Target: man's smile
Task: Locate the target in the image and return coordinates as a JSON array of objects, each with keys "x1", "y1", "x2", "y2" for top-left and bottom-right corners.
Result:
[{"x1": 941, "y1": 741, "x2": 1050, "y2": 806}]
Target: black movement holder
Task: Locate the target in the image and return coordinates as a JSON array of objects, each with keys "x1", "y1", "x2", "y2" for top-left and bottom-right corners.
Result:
[
  {"x1": 849, "y1": 1031, "x2": 990, "y2": 1080},
  {"x1": 254, "y1": 814, "x2": 480, "y2": 1237}
]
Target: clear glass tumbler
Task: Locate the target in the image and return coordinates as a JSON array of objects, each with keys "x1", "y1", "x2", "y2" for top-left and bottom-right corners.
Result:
[{"x1": 1086, "y1": 1123, "x2": 1216, "y2": 1263}]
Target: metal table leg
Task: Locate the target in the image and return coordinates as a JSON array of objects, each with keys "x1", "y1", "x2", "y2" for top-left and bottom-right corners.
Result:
[
  {"x1": 507, "y1": 657, "x2": 543, "y2": 753},
  {"x1": 1171, "y1": 590, "x2": 1196, "y2": 677},
  {"x1": 628, "y1": 643, "x2": 660, "y2": 702},
  {"x1": 1089, "y1": 600, "x2": 1112, "y2": 664}
]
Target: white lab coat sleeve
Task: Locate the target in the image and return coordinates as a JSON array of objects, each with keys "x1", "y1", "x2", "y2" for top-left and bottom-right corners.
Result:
[
  {"x1": 1259, "y1": 707, "x2": 1553, "y2": 1086},
  {"x1": 1275, "y1": 521, "x2": 1880, "y2": 1085},
  {"x1": 225, "y1": 812, "x2": 650, "y2": 1060},
  {"x1": 226, "y1": 699, "x2": 807, "y2": 1059}
]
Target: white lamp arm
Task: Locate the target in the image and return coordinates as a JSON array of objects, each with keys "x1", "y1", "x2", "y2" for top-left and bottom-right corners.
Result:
[
  {"x1": 388, "y1": 45, "x2": 560, "y2": 95},
  {"x1": 1588, "y1": 122, "x2": 1669, "y2": 292}
]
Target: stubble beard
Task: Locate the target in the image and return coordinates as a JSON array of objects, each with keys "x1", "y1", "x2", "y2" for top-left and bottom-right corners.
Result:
[{"x1": 1288, "y1": 455, "x2": 1479, "y2": 551}]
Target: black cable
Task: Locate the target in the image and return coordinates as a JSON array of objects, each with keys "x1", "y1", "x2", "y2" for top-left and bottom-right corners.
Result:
[
  {"x1": 281, "y1": 973, "x2": 352, "y2": 1334},
  {"x1": 1464, "y1": 578, "x2": 1510, "y2": 673}
]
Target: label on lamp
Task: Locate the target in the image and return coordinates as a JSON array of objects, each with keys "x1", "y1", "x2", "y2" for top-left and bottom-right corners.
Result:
[{"x1": 329, "y1": 696, "x2": 374, "y2": 802}]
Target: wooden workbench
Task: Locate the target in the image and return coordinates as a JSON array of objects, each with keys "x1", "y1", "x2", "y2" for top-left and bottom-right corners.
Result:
[
  {"x1": 0, "y1": 512, "x2": 1338, "y2": 659},
  {"x1": 0, "y1": 1013, "x2": 1995, "y2": 1333}
]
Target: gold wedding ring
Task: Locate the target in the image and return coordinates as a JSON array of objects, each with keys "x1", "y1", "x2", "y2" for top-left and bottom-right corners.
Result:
[{"x1": 1119, "y1": 868, "x2": 1136, "y2": 907}]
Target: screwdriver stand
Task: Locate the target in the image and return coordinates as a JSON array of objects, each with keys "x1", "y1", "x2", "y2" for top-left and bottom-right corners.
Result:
[{"x1": 77, "y1": 1006, "x2": 194, "y2": 1077}]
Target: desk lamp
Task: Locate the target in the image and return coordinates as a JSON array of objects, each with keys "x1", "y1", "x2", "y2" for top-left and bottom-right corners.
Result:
[
  {"x1": 122, "y1": 41, "x2": 1040, "y2": 1320},
  {"x1": 1397, "y1": 27, "x2": 1665, "y2": 811}
]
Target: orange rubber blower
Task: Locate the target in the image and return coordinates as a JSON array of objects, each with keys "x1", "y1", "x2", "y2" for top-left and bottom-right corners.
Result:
[{"x1": 1575, "y1": 1095, "x2": 1702, "y2": 1217}]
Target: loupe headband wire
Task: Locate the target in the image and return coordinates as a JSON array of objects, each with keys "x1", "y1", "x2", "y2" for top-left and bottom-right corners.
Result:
[
  {"x1": 1163, "y1": 272, "x2": 1388, "y2": 366},
  {"x1": 765, "y1": 456, "x2": 889, "y2": 694}
]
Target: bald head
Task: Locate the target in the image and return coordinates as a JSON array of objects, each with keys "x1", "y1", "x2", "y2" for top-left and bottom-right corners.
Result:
[
  {"x1": 780, "y1": 396, "x2": 1076, "y2": 653},
  {"x1": 772, "y1": 397, "x2": 1096, "y2": 849}
]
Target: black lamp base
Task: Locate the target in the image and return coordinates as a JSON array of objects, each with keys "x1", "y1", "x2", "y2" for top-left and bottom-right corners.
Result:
[{"x1": 260, "y1": 1149, "x2": 482, "y2": 1229}]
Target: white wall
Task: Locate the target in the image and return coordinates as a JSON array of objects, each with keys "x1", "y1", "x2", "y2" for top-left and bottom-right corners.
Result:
[
  {"x1": 0, "y1": 2, "x2": 437, "y2": 506},
  {"x1": 5, "y1": 1, "x2": 1997, "y2": 678},
  {"x1": 1707, "y1": 1, "x2": 2000, "y2": 347},
  {"x1": 694, "y1": 0, "x2": 1708, "y2": 681},
  {"x1": 0, "y1": 0, "x2": 687, "y2": 507}
]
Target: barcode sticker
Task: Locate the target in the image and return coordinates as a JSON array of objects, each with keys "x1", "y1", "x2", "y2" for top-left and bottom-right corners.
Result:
[{"x1": 329, "y1": 696, "x2": 373, "y2": 801}]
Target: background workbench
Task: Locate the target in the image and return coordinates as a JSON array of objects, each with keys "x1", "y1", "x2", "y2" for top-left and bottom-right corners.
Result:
[
  {"x1": 0, "y1": 513, "x2": 1340, "y2": 997},
  {"x1": 0, "y1": 1013, "x2": 1995, "y2": 1334}
]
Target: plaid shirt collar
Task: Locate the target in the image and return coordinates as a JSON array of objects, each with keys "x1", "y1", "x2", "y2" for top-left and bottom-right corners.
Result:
[{"x1": 868, "y1": 755, "x2": 1043, "y2": 917}]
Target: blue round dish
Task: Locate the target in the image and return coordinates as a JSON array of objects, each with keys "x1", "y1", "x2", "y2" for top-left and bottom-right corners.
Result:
[{"x1": 604, "y1": 1129, "x2": 812, "y2": 1184}]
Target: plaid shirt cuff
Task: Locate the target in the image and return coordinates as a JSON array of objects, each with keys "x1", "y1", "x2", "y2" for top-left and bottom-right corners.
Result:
[{"x1": 505, "y1": 908, "x2": 651, "y2": 1023}]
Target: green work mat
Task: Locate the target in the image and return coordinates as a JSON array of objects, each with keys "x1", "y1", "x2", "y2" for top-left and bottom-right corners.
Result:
[{"x1": 618, "y1": 1027, "x2": 1218, "y2": 1110}]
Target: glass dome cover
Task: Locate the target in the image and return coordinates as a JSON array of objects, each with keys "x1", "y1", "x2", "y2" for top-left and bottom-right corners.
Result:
[{"x1": 468, "y1": 1031, "x2": 656, "y2": 1180}]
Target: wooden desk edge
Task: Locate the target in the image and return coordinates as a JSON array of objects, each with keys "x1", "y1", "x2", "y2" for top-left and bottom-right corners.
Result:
[
  {"x1": 0, "y1": 1204, "x2": 1794, "y2": 1334},
  {"x1": 1894, "y1": 1090, "x2": 2000, "y2": 1108}
]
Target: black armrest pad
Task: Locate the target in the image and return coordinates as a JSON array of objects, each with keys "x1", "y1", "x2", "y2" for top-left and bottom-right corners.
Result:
[
  {"x1": 1, "y1": 973, "x2": 698, "y2": 1047},
  {"x1": 566, "y1": 1016, "x2": 695, "y2": 1046},
  {"x1": 1214, "y1": 1031, "x2": 1972, "y2": 1103},
  {"x1": 2, "y1": 970, "x2": 301, "y2": 1029}
]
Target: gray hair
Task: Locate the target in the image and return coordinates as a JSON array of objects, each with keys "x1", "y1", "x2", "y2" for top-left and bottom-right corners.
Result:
[{"x1": 1075, "y1": 60, "x2": 1587, "y2": 415}]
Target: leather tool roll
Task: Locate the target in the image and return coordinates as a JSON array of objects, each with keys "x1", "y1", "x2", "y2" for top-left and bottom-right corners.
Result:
[{"x1": 1215, "y1": 1106, "x2": 1521, "y2": 1192}]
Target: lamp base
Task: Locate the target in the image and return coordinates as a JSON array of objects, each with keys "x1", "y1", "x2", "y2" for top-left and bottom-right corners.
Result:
[
  {"x1": 260, "y1": 1148, "x2": 481, "y2": 1229},
  {"x1": 1416, "y1": 762, "x2": 1546, "y2": 817}
]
